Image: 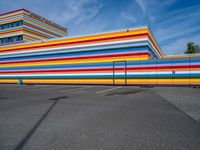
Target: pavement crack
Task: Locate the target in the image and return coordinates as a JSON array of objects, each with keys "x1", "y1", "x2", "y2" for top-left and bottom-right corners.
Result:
[{"x1": 14, "y1": 97, "x2": 66, "y2": 150}]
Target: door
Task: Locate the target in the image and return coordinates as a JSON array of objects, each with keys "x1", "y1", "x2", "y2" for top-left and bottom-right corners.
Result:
[{"x1": 113, "y1": 61, "x2": 127, "y2": 85}]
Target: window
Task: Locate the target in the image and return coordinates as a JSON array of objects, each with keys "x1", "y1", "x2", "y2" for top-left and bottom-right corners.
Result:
[
  {"x1": 0, "y1": 21, "x2": 23, "y2": 30},
  {"x1": 0, "y1": 35, "x2": 23, "y2": 44}
]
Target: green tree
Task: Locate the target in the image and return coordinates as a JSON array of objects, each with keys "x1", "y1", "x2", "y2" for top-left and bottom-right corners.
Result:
[{"x1": 185, "y1": 42, "x2": 200, "y2": 54}]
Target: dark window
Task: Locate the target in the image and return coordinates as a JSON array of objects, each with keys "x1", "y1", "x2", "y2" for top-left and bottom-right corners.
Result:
[
  {"x1": 0, "y1": 20, "x2": 23, "y2": 30},
  {"x1": 0, "y1": 35, "x2": 23, "y2": 44}
]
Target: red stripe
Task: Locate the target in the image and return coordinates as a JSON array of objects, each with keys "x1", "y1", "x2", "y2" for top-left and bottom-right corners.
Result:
[
  {"x1": 1, "y1": 65, "x2": 200, "y2": 74},
  {"x1": 0, "y1": 52, "x2": 149, "y2": 65},
  {"x1": 0, "y1": 68, "x2": 128, "y2": 74},
  {"x1": 0, "y1": 68, "x2": 111, "y2": 74},
  {"x1": 127, "y1": 65, "x2": 200, "y2": 70}
]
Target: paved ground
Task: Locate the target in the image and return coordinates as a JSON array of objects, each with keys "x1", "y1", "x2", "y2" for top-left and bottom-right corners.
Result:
[
  {"x1": 153, "y1": 86, "x2": 200, "y2": 124},
  {"x1": 0, "y1": 84, "x2": 200, "y2": 150}
]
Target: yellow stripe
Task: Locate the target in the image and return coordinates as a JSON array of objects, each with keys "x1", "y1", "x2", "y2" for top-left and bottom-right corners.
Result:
[
  {"x1": 128, "y1": 79, "x2": 200, "y2": 85},
  {"x1": 113, "y1": 79, "x2": 126, "y2": 85},
  {"x1": 0, "y1": 79, "x2": 18, "y2": 83},
  {"x1": 23, "y1": 79, "x2": 113, "y2": 84},
  {"x1": 0, "y1": 78, "x2": 199, "y2": 85},
  {"x1": 127, "y1": 79, "x2": 158, "y2": 84},
  {"x1": 173, "y1": 79, "x2": 190, "y2": 84},
  {"x1": 190, "y1": 79, "x2": 200, "y2": 85}
]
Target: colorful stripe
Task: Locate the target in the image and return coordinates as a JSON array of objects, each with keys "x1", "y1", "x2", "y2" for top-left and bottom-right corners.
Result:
[{"x1": 0, "y1": 25, "x2": 200, "y2": 86}]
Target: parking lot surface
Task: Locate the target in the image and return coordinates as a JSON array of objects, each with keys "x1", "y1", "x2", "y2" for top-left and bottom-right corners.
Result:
[{"x1": 0, "y1": 84, "x2": 200, "y2": 150}]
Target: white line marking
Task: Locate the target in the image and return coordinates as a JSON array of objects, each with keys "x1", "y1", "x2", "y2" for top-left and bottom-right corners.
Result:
[
  {"x1": 28, "y1": 86, "x2": 71, "y2": 91},
  {"x1": 96, "y1": 86, "x2": 121, "y2": 94},
  {"x1": 60, "y1": 86, "x2": 94, "y2": 93}
]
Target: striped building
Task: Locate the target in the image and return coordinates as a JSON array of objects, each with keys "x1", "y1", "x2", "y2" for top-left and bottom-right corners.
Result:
[
  {"x1": 0, "y1": 9, "x2": 67, "y2": 45},
  {"x1": 0, "y1": 10, "x2": 200, "y2": 86}
]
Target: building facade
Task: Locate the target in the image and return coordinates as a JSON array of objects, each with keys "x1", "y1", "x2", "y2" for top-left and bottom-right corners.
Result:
[
  {"x1": 0, "y1": 26, "x2": 200, "y2": 86},
  {"x1": 0, "y1": 10, "x2": 199, "y2": 86},
  {"x1": 0, "y1": 9, "x2": 67, "y2": 45}
]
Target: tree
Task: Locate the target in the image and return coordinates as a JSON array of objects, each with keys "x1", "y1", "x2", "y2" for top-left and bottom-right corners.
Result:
[{"x1": 185, "y1": 42, "x2": 200, "y2": 54}]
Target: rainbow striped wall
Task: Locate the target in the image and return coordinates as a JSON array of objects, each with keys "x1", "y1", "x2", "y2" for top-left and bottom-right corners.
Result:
[{"x1": 0, "y1": 26, "x2": 200, "y2": 85}]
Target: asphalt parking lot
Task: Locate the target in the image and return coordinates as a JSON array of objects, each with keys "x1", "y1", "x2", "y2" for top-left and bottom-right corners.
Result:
[{"x1": 0, "y1": 84, "x2": 200, "y2": 150}]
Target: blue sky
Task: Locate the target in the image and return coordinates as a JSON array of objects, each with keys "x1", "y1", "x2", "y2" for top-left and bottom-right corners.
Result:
[{"x1": 1, "y1": 0, "x2": 200, "y2": 55}]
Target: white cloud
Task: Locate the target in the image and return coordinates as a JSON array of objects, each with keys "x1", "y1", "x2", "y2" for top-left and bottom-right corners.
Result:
[
  {"x1": 47, "y1": 0, "x2": 103, "y2": 28},
  {"x1": 135, "y1": 0, "x2": 146, "y2": 14},
  {"x1": 161, "y1": 34, "x2": 200, "y2": 55},
  {"x1": 146, "y1": 4, "x2": 200, "y2": 55},
  {"x1": 157, "y1": 24, "x2": 200, "y2": 43},
  {"x1": 121, "y1": 11, "x2": 137, "y2": 23},
  {"x1": 157, "y1": 5, "x2": 200, "y2": 27}
]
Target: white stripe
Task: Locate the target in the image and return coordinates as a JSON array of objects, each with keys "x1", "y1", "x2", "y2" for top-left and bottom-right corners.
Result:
[
  {"x1": 190, "y1": 71, "x2": 200, "y2": 74},
  {"x1": 96, "y1": 86, "x2": 121, "y2": 93},
  {"x1": 1, "y1": 71, "x2": 199, "y2": 77},
  {"x1": 128, "y1": 71, "x2": 192, "y2": 75},
  {"x1": 128, "y1": 72, "x2": 165, "y2": 75}
]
